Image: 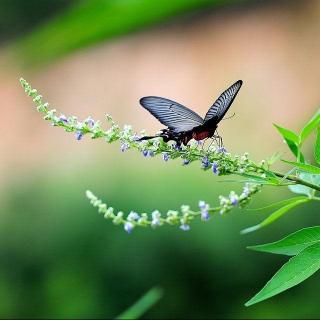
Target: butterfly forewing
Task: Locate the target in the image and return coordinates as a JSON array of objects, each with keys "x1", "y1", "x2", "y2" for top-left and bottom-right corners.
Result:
[
  {"x1": 140, "y1": 96, "x2": 203, "y2": 133},
  {"x1": 204, "y1": 80, "x2": 243, "y2": 123}
]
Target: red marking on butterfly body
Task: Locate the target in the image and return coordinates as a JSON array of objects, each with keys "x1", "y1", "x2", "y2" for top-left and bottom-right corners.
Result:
[{"x1": 192, "y1": 131, "x2": 211, "y2": 141}]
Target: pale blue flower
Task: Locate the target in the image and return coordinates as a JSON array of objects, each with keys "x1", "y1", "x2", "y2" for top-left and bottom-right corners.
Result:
[
  {"x1": 198, "y1": 200, "x2": 210, "y2": 221},
  {"x1": 85, "y1": 116, "x2": 95, "y2": 127},
  {"x1": 127, "y1": 211, "x2": 140, "y2": 221},
  {"x1": 217, "y1": 147, "x2": 227, "y2": 154},
  {"x1": 124, "y1": 222, "x2": 134, "y2": 234},
  {"x1": 75, "y1": 130, "x2": 83, "y2": 140},
  {"x1": 59, "y1": 114, "x2": 68, "y2": 123},
  {"x1": 202, "y1": 157, "x2": 210, "y2": 168},
  {"x1": 212, "y1": 162, "x2": 219, "y2": 174},
  {"x1": 183, "y1": 159, "x2": 190, "y2": 165},
  {"x1": 120, "y1": 142, "x2": 129, "y2": 152},
  {"x1": 229, "y1": 192, "x2": 238, "y2": 206},
  {"x1": 173, "y1": 143, "x2": 182, "y2": 151},
  {"x1": 151, "y1": 210, "x2": 161, "y2": 227},
  {"x1": 162, "y1": 152, "x2": 169, "y2": 162},
  {"x1": 180, "y1": 224, "x2": 190, "y2": 231}
]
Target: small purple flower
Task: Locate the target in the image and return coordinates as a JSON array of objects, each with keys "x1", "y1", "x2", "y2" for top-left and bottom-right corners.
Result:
[
  {"x1": 201, "y1": 211, "x2": 210, "y2": 221},
  {"x1": 162, "y1": 152, "x2": 169, "y2": 162},
  {"x1": 59, "y1": 114, "x2": 68, "y2": 123},
  {"x1": 183, "y1": 159, "x2": 190, "y2": 165},
  {"x1": 196, "y1": 140, "x2": 203, "y2": 146},
  {"x1": 151, "y1": 210, "x2": 161, "y2": 228},
  {"x1": 229, "y1": 192, "x2": 238, "y2": 206},
  {"x1": 198, "y1": 200, "x2": 206, "y2": 210},
  {"x1": 212, "y1": 162, "x2": 219, "y2": 174},
  {"x1": 127, "y1": 211, "x2": 140, "y2": 221},
  {"x1": 148, "y1": 150, "x2": 154, "y2": 157},
  {"x1": 173, "y1": 143, "x2": 182, "y2": 151},
  {"x1": 124, "y1": 222, "x2": 134, "y2": 234},
  {"x1": 85, "y1": 116, "x2": 95, "y2": 127},
  {"x1": 75, "y1": 130, "x2": 83, "y2": 141},
  {"x1": 120, "y1": 142, "x2": 129, "y2": 152},
  {"x1": 142, "y1": 150, "x2": 148, "y2": 157},
  {"x1": 180, "y1": 224, "x2": 190, "y2": 231},
  {"x1": 201, "y1": 157, "x2": 210, "y2": 168},
  {"x1": 132, "y1": 135, "x2": 141, "y2": 141},
  {"x1": 199, "y1": 200, "x2": 210, "y2": 221},
  {"x1": 217, "y1": 147, "x2": 228, "y2": 154}
]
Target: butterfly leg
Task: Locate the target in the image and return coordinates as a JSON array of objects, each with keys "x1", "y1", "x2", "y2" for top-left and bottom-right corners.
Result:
[
  {"x1": 210, "y1": 135, "x2": 220, "y2": 147},
  {"x1": 201, "y1": 138, "x2": 208, "y2": 151},
  {"x1": 207, "y1": 138, "x2": 215, "y2": 150},
  {"x1": 214, "y1": 129, "x2": 224, "y2": 148}
]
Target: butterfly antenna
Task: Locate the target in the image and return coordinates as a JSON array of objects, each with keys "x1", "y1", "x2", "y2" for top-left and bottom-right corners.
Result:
[{"x1": 222, "y1": 112, "x2": 236, "y2": 121}]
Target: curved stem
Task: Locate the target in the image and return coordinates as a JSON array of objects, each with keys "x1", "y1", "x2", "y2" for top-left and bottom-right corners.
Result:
[{"x1": 273, "y1": 171, "x2": 320, "y2": 192}]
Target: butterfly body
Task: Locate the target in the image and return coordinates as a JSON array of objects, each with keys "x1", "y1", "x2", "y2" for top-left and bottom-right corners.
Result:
[{"x1": 139, "y1": 80, "x2": 243, "y2": 146}]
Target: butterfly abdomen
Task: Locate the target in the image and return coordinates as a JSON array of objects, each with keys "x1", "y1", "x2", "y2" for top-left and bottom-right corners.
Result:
[{"x1": 192, "y1": 130, "x2": 211, "y2": 141}]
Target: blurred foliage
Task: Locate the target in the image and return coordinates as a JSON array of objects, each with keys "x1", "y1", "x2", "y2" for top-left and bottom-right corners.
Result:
[
  {"x1": 2, "y1": 0, "x2": 320, "y2": 317},
  {"x1": 1, "y1": 158, "x2": 320, "y2": 318},
  {"x1": 0, "y1": 0, "x2": 77, "y2": 42},
  {"x1": 116, "y1": 287, "x2": 163, "y2": 319},
  {"x1": 12, "y1": 0, "x2": 244, "y2": 68}
]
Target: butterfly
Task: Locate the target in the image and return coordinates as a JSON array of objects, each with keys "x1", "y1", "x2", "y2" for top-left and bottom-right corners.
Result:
[{"x1": 139, "y1": 80, "x2": 243, "y2": 146}]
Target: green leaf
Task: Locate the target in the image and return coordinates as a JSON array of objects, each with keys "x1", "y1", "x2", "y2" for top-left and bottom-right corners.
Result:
[
  {"x1": 267, "y1": 152, "x2": 282, "y2": 166},
  {"x1": 245, "y1": 242, "x2": 320, "y2": 306},
  {"x1": 238, "y1": 173, "x2": 279, "y2": 185},
  {"x1": 281, "y1": 160, "x2": 320, "y2": 174},
  {"x1": 299, "y1": 109, "x2": 320, "y2": 144},
  {"x1": 14, "y1": 0, "x2": 235, "y2": 68},
  {"x1": 288, "y1": 172, "x2": 320, "y2": 195},
  {"x1": 273, "y1": 124, "x2": 298, "y2": 144},
  {"x1": 288, "y1": 184, "x2": 312, "y2": 196},
  {"x1": 315, "y1": 126, "x2": 320, "y2": 165},
  {"x1": 248, "y1": 226, "x2": 320, "y2": 256},
  {"x1": 246, "y1": 196, "x2": 308, "y2": 212},
  {"x1": 241, "y1": 198, "x2": 309, "y2": 234},
  {"x1": 116, "y1": 287, "x2": 163, "y2": 320},
  {"x1": 273, "y1": 124, "x2": 304, "y2": 162}
]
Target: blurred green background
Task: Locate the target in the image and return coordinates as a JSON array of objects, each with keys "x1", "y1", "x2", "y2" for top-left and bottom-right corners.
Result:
[{"x1": 1, "y1": 0, "x2": 320, "y2": 318}]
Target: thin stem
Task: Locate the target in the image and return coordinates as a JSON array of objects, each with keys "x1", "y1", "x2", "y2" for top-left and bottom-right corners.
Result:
[{"x1": 273, "y1": 171, "x2": 320, "y2": 192}]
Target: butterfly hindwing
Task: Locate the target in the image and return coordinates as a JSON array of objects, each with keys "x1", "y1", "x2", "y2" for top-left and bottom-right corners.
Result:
[
  {"x1": 140, "y1": 96, "x2": 203, "y2": 133},
  {"x1": 204, "y1": 80, "x2": 243, "y2": 123}
]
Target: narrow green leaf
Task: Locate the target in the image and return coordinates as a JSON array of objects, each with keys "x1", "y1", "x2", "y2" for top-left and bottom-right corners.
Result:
[
  {"x1": 238, "y1": 173, "x2": 279, "y2": 185},
  {"x1": 281, "y1": 160, "x2": 320, "y2": 174},
  {"x1": 288, "y1": 172, "x2": 320, "y2": 195},
  {"x1": 248, "y1": 226, "x2": 320, "y2": 256},
  {"x1": 299, "y1": 110, "x2": 320, "y2": 144},
  {"x1": 245, "y1": 242, "x2": 320, "y2": 306},
  {"x1": 288, "y1": 184, "x2": 312, "y2": 196},
  {"x1": 315, "y1": 126, "x2": 320, "y2": 164},
  {"x1": 246, "y1": 196, "x2": 308, "y2": 212},
  {"x1": 241, "y1": 198, "x2": 309, "y2": 234},
  {"x1": 273, "y1": 124, "x2": 299, "y2": 144},
  {"x1": 273, "y1": 124, "x2": 305, "y2": 162},
  {"x1": 116, "y1": 287, "x2": 163, "y2": 320},
  {"x1": 267, "y1": 152, "x2": 282, "y2": 166}
]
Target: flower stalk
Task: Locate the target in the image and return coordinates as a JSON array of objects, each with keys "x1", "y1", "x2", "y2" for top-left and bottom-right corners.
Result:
[{"x1": 20, "y1": 77, "x2": 319, "y2": 232}]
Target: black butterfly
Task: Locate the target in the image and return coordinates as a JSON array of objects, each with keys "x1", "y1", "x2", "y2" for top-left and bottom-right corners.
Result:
[{"x1": 139, "y1": 80, "x2": 243, "y2": 146}]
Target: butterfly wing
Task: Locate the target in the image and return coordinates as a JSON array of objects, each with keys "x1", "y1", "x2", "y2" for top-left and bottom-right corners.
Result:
[
  {"x1": 204, "y1": 80, "x2": 243, "y2": 124},
  {"x1": 140, "y1": 96, "x2": 203, "y2": 133}
]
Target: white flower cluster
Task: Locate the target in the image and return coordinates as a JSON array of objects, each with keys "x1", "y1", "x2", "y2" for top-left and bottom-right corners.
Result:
[{"x1": 86, "y1": 183, "x2": 260, "y2": 233}]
